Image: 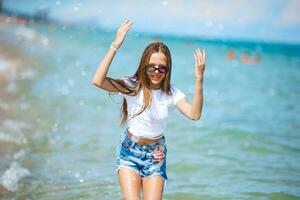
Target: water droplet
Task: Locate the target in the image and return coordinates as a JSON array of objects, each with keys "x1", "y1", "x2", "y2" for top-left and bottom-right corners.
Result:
[
  {"x1": 74, "y1": 172, "x2": 80, "y2": 178},
  {"x1": 162, "y1": 1, "x2": 169, "y2": 6},
  {"x1": 67, "y1": 78, "x2": 75, "y2": 87},
  {"x1": 205, "y1": 20, "x2": 214, "y2": 27},
  {"x1": 52, "y1": 123, "x2": 58, "y2": 132},
  {"x1": 81, "y1": 70, "x2": 87, "y2": 77}
]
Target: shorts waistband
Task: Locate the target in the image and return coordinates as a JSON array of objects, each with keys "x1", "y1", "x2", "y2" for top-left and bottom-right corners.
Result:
[{"x1": 125, "y1": 129, "x2": 164, "y2": 146}]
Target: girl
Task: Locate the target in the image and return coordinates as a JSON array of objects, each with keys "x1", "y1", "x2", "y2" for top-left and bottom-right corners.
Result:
[{"x1": 92, "y1": 20, "x2": 205, "y2": 200}]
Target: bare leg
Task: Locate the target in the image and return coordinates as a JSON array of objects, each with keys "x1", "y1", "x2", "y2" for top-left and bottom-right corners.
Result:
[
  {"x1": 142, "y1": 175, "x2": 165, "y2": 200},
  {"x1": 118, "y1": 167, "x2": 142, "y2": 200}
]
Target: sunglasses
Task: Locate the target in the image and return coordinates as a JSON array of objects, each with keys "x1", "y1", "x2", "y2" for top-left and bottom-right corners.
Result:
[{"x1": 145, "y1": 65, "x2": 168, "y2": 73}]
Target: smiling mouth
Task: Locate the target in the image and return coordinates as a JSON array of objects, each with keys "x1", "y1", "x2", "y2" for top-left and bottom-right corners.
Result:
[{"x1": 150, "y1": 74, "x2": 162, "y2": 81}]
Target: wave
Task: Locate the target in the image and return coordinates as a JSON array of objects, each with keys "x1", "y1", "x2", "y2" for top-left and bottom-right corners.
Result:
[{"x1": 0, "y1": 161, "x2": 30, "y2": 192}]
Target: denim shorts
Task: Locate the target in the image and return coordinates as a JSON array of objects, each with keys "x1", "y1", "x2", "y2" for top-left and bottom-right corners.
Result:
[{"x1": 115, "y1": 128, "x2": 168, "y2": 181}]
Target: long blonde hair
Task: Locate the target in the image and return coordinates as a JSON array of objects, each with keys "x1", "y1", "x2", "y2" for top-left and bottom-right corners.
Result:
[{"x1": 108, "y1": 41, "x2": 173, "y2": 126}]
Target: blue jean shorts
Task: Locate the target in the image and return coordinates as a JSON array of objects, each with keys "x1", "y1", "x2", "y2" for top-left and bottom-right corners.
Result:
[{"x1": 115, "y1": 128, "x2": 168, "y2": 181}]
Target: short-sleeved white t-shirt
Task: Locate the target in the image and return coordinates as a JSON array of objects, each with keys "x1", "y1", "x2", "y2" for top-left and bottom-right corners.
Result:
[{"x1": 118, "y1": 77, "x2": 186, "y2": 138}]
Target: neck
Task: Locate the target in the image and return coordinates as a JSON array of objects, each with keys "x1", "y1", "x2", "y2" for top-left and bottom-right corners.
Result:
[{"x1": 151, "y1": 84, "x2": 161, "y2": 90}]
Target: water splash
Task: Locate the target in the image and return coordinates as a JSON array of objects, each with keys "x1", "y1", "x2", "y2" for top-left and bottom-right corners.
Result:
[{"x1": 0, "y1": 162, "x2": 30, "y2": 192}]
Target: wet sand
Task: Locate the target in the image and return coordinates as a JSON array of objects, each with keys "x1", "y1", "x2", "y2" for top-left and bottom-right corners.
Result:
[
  {"x1": 0, "y1": 18, "x2": 31, "y2": 194},
  {"x1": 0, "y1": 30, "x2": 25, "y2": 124}
]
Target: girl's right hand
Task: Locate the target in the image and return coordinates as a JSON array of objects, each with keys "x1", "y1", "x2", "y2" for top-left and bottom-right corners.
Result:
[
  {"x1": 113, "y1": 20, "x2": 133, "y2": 49},
  {"x1": 152, "y1": 145, "x2": 165, "y2": 164}
]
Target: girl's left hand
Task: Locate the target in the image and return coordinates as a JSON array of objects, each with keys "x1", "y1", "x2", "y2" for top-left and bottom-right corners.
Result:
[{"x1": 194, "y1": 48, "x2": 206, "y2": 80}]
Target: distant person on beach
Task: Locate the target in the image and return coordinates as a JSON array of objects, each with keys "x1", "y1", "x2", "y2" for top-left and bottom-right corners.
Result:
[
  {"x1": 251, "y1": 53, "x2": 261, "y2": 64},
  {"x1": 226, "y1": 48, "x2": 236, "y2": 61},
  {"x1": 92, "y1": 20, "x2": 205, "y2": 199},
  {"x1": 226, "y1": 49, "x2": 261, "y2": 65},
  {"x1": 240, "y1": 51, "x2": 251, "y2": 64},
  {"x1": 240, "y1": 51, "x2": 261, "y2": 64}
]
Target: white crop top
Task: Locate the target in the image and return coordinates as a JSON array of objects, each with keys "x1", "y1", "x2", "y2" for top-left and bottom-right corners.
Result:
[{"x1": 118, "y1": 77, "x2": 186, "y2": 138}]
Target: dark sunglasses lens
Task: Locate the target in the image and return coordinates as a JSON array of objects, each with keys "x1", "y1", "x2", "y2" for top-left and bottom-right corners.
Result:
[
  {"x1": 146, "y1": 66, "x2": 156, "y2": 72},
  {"x1": 158, "y1": 67, "x2": 167, "y2": 73},
  {"x1": 146, "y1": 66, "x2": 168, "y2": 73}
]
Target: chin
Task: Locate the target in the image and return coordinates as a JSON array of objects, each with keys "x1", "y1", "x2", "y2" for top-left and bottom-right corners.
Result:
[
  {"x1": 151, "y1": 77, "x2": 163, "y2": 83},
  {"x1": 147, "y1": 75, "x2": 165, "y2": 88},
  {"x1": 150, "y1": 79, "x2": 164, "y2": 88},
  {"x1": 151, "y1": 80, "x2": 161, "y2": 84}
]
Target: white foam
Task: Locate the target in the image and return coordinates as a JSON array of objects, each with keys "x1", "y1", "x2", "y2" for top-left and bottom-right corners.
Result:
[
  {"x1": 0, "y1": 132, "x2": 27, "y2": 145},
  {"x1": 14, "y1": 27, "x2": 36, "y2": 41},
  {"x1": 13, "y1": 150, "x2": 25, "y2": 160},
  {"x1": 14, "y1": 26, "x2": 50, "y2": 47},
  {"x1": 0, "y1": 56, "x2": 22, "y2": 94},
  {"x1": 0, "y1": 162, "x2": 30, "y2": 192},
  {"x1": 40, "y1": 35, "x2": 49, "y2": 46},
  {"x1": 0, "y1": 56, "x2": 7, "y2": 71},
  {"x1": 0, "y1": 56, "x2": 21, "y2": 73},
  {"x1": 2, "y1": 119, "x2": 31, "y2": 133},
  {"x1": 21, "y1": 68, "x2": 37, "y2": 80}
]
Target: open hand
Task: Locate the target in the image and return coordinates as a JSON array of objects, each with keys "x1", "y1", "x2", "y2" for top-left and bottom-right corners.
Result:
[
  {"x1": 113, "y1": 20, "x2": 133, "y2": 48},
  {"x1": 194, "y1": 48, "x2": 206, "y2": 80}
]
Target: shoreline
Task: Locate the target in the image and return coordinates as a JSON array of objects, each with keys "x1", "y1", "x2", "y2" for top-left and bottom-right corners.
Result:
[{"x1": 1, "y1": 13, "x2": 299, "y2": 48}]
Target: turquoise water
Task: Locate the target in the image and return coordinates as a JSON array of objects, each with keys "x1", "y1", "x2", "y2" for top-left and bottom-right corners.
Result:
[{"x1": 0, "y1": 23, "x2": 300, "y2": 199}]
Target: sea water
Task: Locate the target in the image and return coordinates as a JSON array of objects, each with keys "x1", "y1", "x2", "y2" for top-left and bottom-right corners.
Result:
[{"x1": 0, "y1": 23, "x2": 300, "y2": 199}]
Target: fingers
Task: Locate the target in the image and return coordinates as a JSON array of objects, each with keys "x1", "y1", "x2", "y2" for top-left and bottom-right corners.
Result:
[
  {"x1": 152, "y1": 148, "x2": 165, "y2": 163},
  {"x1": 153, "y1": 152, "x2": 165, "y2": 159},
  {"x1": 198, "y1": 48, "x2": 203, "y2": 64},
  {"x1": 194, "y1": 48, "x2": 206, "y2": 66},
  {"x1": 121, "y1": 19, "x2": 130, "y2": 26},
  {"x1": 194, "y1": 53, "x2": 197, "y2": 65},
  {"x1": 113, "y1": 20, "x2": 133, "y2": 47},
  {"x1": 120, "y1": 19, "x2": 131, "y2": 28},
  {"x1": 124, "y1": 22, "x2": 133, "y2": 32},
  {"x1": 194, "y1": 49, "x2": 200, "y2": 66},
  {"x1": 152, "y1": 153, "x2": 165, "y2": 163},
  {"x1": 119, "y1": 20, "x2": 133, "y2": 32}
]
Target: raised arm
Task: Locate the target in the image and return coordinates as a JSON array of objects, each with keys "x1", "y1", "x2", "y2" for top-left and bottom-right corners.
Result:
[
  {"x1": 92, "y1": 20, "x2": 133, "y2": 92},
  {"x1": 176, "y1": 48, "x2": 206, "y2": 120}
]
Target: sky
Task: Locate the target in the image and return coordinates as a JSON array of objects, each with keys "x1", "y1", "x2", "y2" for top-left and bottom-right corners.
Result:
[{"x1": 3, "y1": 0, "x2": 300, "y2": 44}]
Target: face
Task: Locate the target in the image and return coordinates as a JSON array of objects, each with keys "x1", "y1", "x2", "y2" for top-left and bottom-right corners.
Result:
[{"x1": 146, "y1": 52, "x2": 168, "y2": 89}]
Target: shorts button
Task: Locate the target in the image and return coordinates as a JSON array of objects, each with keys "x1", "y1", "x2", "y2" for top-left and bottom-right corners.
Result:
[{"x1": 142, "y1": 145, "x2": 147, "y2": 149}]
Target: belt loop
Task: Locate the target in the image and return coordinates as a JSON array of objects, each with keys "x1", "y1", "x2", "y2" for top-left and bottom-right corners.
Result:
[
  {"x1": 130, "y1": 141, "x2": 135, "y2": 148},
  {"x1": 141, "y1": 151, "x2": 146, "y2": 159}
]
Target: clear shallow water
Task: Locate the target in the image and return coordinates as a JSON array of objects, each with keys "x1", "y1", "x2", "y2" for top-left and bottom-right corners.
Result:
[{"x1": 0, "y1": 23, "x2": 300, "y2": 199}]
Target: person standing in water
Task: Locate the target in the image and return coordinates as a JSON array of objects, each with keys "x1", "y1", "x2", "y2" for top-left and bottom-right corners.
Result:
[{"x1": 92, "y1": 20, "x2": 206, "y2": 200}]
